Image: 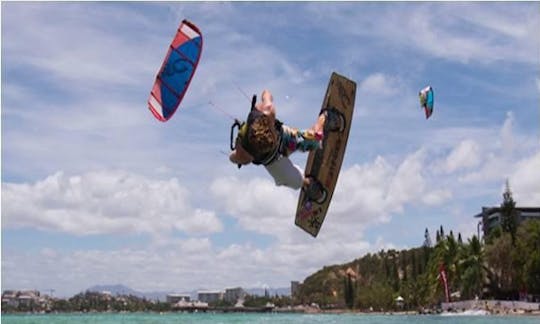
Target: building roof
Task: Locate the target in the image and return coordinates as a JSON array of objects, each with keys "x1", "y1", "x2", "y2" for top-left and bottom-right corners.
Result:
[
  {"x1": 474, "y1": 206, "x2": 540, "y2": 218},
  {"x1": 197, "y1": 290, "x2": 223, "y2": 294}
]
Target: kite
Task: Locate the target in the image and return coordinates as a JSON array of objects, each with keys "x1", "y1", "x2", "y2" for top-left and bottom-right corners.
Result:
[
  {"x1": 419, "y1": 85, "x2": 434, "y2": 119},
  {"x1": 148, "y1": 20, "x2": 203, "y2": 122}
]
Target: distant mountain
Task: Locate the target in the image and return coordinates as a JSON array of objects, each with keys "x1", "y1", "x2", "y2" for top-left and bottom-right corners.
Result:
[
  {"x1": 87, "y1": 284, "x2": 138, "y2": 296},
  {"x1": 86, "y1": 284, "x2": 291, "y2": 301},
  {"x1": 86, "y1": 284, "x2": 174, "y2": 301}
]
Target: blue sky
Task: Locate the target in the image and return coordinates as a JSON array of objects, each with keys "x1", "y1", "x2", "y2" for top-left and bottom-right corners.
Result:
[{"x1": 2, "y1": 2, "x2": 539, "y2": 298}]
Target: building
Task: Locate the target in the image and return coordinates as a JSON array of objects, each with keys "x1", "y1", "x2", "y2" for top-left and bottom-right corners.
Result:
[
  {"x1": 1, "y1": 290, "x2": 45, "y2": 309},
  {"x1": 197, "y1": 290, "x2": 223, "y2": 304},
  {"x1": 224, "y1": 287, "x2": 246, "y2": 303},
  {"x1": 474, "y1": 207, "x2": 540, "y2": 238},
  {"x1": 2, "y1": 290, "x2": 19, "y2": 307},
  {"x1": 291, "y1": 281, "x2": 301, "y2": 297},
  {"x1": 166, "y1": 293, "x2": 190, "y2": 304}
]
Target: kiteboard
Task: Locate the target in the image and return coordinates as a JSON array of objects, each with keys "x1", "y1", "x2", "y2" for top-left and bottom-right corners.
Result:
[
  {"x1": 295, "y1": 72, "x2": 356, "y2": 237},
  {"x1": 148, "y1": 20, "x2": 203, "y2": 122}
]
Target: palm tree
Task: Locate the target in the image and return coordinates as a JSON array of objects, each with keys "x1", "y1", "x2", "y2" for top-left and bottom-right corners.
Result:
[{"x1": 459, "y1": 235, "x2": 487, "y2": 299}]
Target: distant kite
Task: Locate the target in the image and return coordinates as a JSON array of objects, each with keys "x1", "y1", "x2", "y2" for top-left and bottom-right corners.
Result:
[
  {"x1": 148, "y1": 20, "x2": 203, "y2": 122},
  {"x1": 419, "y1": 85, "x2": 434, "y2": 119}
]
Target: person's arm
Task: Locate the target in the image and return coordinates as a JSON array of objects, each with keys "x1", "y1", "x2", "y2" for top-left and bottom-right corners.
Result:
[
  {"x1": 229, "y1": 143, "x2": 253, "y2": 165},
  {"x1": 257, "y1": 90, "x2": 276, "y2": 119},
  {"x1": 261, "y1": 89, "x2": 273, "y2": 106}
]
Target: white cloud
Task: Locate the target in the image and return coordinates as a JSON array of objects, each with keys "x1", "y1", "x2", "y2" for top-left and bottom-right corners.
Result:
[
  {"x1": 422, "y1": 189, "x2": 453, "y2": 206},
  {"x1": 359, "y1": 73, "x2": 401, "y2": 96},
  {"x1": 406, "y1": 3, "x2": 540, "y2": 65},
  {"x1": 332, "y1": 156, "x2": 394, "y2": 221},
  {"x1": 2, "y1": 3, "x2": 157, "y2": 88},
  {"x1": 386, "y1": 150, "x2": 427, "y2": 211},
  {"x1": 1, "y1": 170, "x2": 222, "y2": 236},
  {"x1": 510, "y1": 150, "x2": 540, "y2": 205},
  {"x1": 212, "y1": 148, "x2": 453, "y2": 241},
  {"x1": 210, "y1": 175, "x2": 298, "y2": 240},
  {"x1": 445, "y1": 139, "x2": 482, "y2": 173},
  {"x1": 1, "y1": 237, "x2": 375, "y2": 297},
  {"x1": 306, "y1": 2, "x2": 539, "y2": 65},
  {"x1": 458, "y1": 112, "x2": 523, "y2": 185},
  {"x1": 499, "y1": 111, "x2": 515, "y2": 154}
]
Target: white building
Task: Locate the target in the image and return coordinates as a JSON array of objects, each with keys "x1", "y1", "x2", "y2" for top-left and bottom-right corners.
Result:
[
  {"x1": 224, "y1": 287, "x2": 246, "y2": 303},
  {"x1": 166, "y1": 294, "x2": 190, "y2": 304},
  {"x1": 198, "y1": 290, "x2": 223, "y2": 304},
  {"x1": 1, "y1": 290, "x2": 42, "y2": 308}
]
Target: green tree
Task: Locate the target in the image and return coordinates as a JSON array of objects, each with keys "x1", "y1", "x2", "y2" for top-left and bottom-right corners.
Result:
[
  {"x1": 424, "y1": 228, "x2": 432, "y2": 248},
  {"x1": 344, "y1": 273, "x2": 355, "y2": 309},
  {"x1": 515, "y1": 220, "x2": 540, "y2": 295},
  {"x1": 485, "y1": 232, "x2": 518, "y2": 298},
  {"x1": 500, "y1": 180, "x2": 518, "y2": 245},
  {"x1": 356, "y1": 281, "x2": 394, "y2": 311},
  {"x1": 459, "y1": 235, "x2": 487, "y2": 299}
]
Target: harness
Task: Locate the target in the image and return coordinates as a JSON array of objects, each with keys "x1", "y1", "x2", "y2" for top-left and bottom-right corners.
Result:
[{"x1": 230, "y1": 95, "x2": 284, "y2": 166}]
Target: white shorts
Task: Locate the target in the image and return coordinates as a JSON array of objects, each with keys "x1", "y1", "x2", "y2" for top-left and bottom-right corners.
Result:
[{"x1": 264, "y1": 155, "x2": 304, "y2": 190}]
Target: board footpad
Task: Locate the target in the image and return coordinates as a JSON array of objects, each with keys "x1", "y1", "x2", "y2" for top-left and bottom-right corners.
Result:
[
  {"x1": 304, "y1": 177, "x2": 328, "y2": 204},
  {"x1": 322, "y1": 107, "x2": 346, "y2": 133}
]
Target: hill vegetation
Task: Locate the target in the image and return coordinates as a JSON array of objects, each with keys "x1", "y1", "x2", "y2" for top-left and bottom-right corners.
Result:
[{"x1": 294, "y1": 218, "x2": 540, "y2": 311}]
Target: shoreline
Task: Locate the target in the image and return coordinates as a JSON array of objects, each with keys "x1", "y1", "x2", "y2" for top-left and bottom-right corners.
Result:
[
  {"x1": 273, "y1": 299, "x2": 540, "y2": 316},
  {"x1": 2, "y1": 309, "x2": 540, "y2": 316},
  {"x1": 3, "y1": 299, "x2": 539, "y2": 316}
]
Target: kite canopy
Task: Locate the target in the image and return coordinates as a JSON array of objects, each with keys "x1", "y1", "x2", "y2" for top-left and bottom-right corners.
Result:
[
  {"x1": 419, "y1": 85, "x2": 434, "y2": 119},
  {"x1": 148, "y1": 20, "x2": 203, "y2": 122}
]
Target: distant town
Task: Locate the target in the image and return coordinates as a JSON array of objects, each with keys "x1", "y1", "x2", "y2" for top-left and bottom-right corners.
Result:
[{"x1": 1, "y1": 284, "x2": 299, "y2": 314}]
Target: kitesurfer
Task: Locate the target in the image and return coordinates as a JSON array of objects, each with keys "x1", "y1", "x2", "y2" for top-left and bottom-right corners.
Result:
[{"x1": 229, "y1": 90, "x2": 343, "y2": 201}]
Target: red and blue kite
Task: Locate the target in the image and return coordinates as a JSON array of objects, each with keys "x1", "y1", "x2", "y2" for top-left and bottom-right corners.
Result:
[{"x1": 148, "y1": 20, "x2": 203, "y2": 122}]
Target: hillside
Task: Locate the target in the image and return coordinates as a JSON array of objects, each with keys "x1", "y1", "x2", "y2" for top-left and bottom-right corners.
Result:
[{"x1": 294, "y1": 220, "x2": 540, "y2": 310}]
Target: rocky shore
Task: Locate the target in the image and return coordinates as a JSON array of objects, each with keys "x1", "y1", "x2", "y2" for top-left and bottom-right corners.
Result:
[
  {"x1": 441, "y1": 299, "x2": 540, "y2": 316},
  {"x1": 274, "y1": 300, "x2": 540, "y2": 316}
]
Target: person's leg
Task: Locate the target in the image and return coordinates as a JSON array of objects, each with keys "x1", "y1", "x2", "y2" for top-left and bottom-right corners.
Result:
[
  {"x1": 264, "y1": 156, "x2": 325, "y2": 201},
  {"x1": 264, "y1": 156, "x2": 304, "y2": 190},
  {"x1": 300, "y1": 107, "x2": 343, "y2": 143},
  {"x1": 301, "y1": 113, "x2": 325, "y2": 141},
  {"x1": 281, "y1": 124, "x2": 323, "y2": 156}
]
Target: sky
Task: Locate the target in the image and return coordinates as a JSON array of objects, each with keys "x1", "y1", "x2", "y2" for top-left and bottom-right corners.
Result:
[{"x1": 1, "y1": 2, "x2": 539, "y2": 298}]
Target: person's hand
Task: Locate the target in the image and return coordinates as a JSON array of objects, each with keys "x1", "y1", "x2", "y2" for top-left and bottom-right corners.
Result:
[
  {"x1": 256, "y1": 102, "x2": 275, "y2": 115},
  {"x1": 257, "y1": 90, "x2": 275, "y2": 117}
]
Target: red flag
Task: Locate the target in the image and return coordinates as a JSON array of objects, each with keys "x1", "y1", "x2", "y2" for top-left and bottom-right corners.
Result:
[{"x1": 439, "y1": 263, "x2": 450, "y2": 303}]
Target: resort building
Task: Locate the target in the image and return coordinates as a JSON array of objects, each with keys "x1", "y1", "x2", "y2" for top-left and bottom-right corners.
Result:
[
  {"x1": 197, "y1": 290, "x2": 224, "y2": 304},
  {"x1": 291, "y1": 281, "x2": 301, "y2": 297},
  {"x1": 1, "y1": 290, "x2": 49, "y2": 309},
  {"x1": 224, "y1": 287, "x2": 246, "y2": 303},
  {"x1": 166, "y1": 293, "x2": 190, "y2": 304},
  {"x1": 474, "y1": 206, "x2": 540, "y2": 238}
]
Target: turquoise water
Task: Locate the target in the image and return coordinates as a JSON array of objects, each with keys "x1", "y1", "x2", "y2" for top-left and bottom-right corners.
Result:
[{"x1": 1, "y1": 313, "x2": 539, "y2": 324}]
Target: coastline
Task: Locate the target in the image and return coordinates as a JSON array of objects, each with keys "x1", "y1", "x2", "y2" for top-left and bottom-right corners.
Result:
[
  {"x1": 273, "y1": 299, "x2": 540, "y2": 316},
  {"x1": 441, "y1": 299, "x2": 540, "y2": 316}
]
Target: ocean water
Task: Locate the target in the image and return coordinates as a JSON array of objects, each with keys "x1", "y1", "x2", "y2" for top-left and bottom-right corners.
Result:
[{"x1": 1, "y1": 313, "x2": 539, "y2": 324}]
